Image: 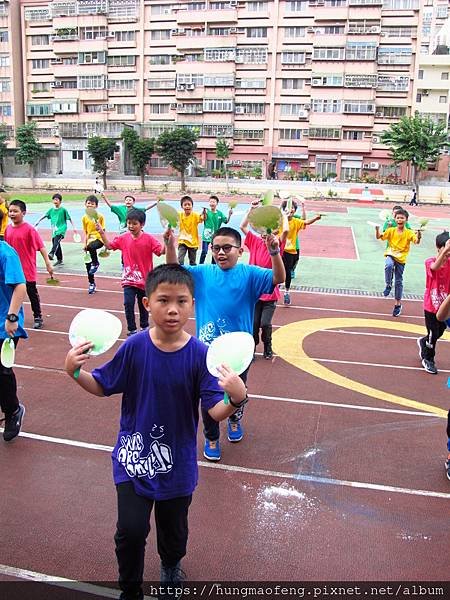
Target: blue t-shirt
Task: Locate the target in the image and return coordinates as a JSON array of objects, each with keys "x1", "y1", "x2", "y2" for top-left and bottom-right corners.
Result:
[
  {"x1": 92, "y1": 332, "x2": 223, "y2": 500},
  {"x1": 0, "y1": 241, "x2": 27, "y2": 340},
  {"x1": 185, "y1": 263, "x2": 274, "y2": 344}
]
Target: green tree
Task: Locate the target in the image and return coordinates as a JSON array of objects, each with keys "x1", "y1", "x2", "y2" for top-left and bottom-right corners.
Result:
[
  {"x1": 121, "y1": 128, "x2": 155, "y2": 191},
  {"x1": 87, "y1": 136, "x2": 118, "y2": 190},
  {"x1": 15, "y1": 122, "x2": 44, "y2": 183},
  {"x1": 215, "y1": 137, "x2": 231, "y2": 191},
  {"x1": 0, "y1": 124, "x2": 9, "y2": 184},
  {"x1": 156, "y1": 127, "x2": 198, "y2": 191},
  {"x1": 381, "y1": 114, "x2": 448, "y2": 199}
]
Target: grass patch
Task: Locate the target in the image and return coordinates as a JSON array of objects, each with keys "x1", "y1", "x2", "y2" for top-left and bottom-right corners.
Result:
[{"x1": 5, "y1": 192, "x2": 87, "y2": 204}]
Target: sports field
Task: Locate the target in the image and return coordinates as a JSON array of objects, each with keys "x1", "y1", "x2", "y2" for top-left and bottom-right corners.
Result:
[{"x1": 1, "y1": 198, "x2": 449, "y2": 599}]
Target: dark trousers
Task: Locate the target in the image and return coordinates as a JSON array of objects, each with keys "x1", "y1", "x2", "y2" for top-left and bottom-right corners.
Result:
[
  {"x1": 26, "y1": 281, "x2": 42, "y2": 319},
  {"x1": 447, "y1": 410, "x2": 450, "y2": 453},
  {"x1": 253, "y1": 300, "x2": 276, "y2": 347},
  {"x1": 202, "y1": 368, "x2": 249, "y2": 441},
  {"x1": 178, "y1": 244, "x2": 197, "y2": 266},
  {"x1": 50, "y1": 234, "x2": 64, "y2": 261},
  {"x1": 123, "y1": 286, "x2": 148, "y2": 332},
  {"x1": 199, "y1": 241, "x2": 216, "y2": 265},
  {"x1": 0, "y1": 338, "x2": 19, "y2": 417},
  {"x1": 115, "y1": 481, "x2": 191, "y2": 597},
  {"x1": 420, "y1": 310, "x2": 447, "y2": 361},
  {"x1": 85, "y1": 240, "x2": 103, "y2": 284},
  {"x1": 282, "y1": 251, "x2": 299, "y2": 291}
]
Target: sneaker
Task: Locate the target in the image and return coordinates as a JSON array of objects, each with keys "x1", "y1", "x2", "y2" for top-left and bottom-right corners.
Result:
[
  {"x1": 88, "y1": 264, "x2": 99, "y2": 275},
  {"x1": 127, "y1": 330, "x2": 137, "y2": 336},
  {"x1": 392, "y1": 304, "x2": 402, "y2": 317},
  {"x1": 54, "y1": 260, "x2": 64, "y2": 266},
  {"x1": 383, "y1": 285, "x2": 392, "y2": 297},
  {"x1": 445, "y1": 458, "x2": 450, "y2": 481},
  {"x1": 33, "y1": 318, "x2": 43, "y2": 329},
  {"x1": 291, "y1": 270, "x2": 296, "y2": 278},
  {"x1": 227, "y1": 419, "x2": 243, "y2": 442},
  {"x1": 88, "y1": 283, "x2": 96, "y2": 294},
  {"x1": 119, "y1": 592, "x2": 143, "y2": 600},
  {"x1": 160, "y1": 562, "x2": 186, "y2": 599},
  {"x1": 203, "y1": 439, "x2": 221, "y2": 461},
  {"x1": 417, "y1": 337, "x2": 426, "y2": 360},
  {"x1": 284, "y1": 292, "x2": 291, "y2": 305},
  {"x1": 421, "y1": 358, "x2": 438, "y2": 374},
  {"x1": 48, "y1": 252, "x2": 54, "y2": 261},
  {"x1": 3, "y1": 404, "x2": 25, "y2": 441}
]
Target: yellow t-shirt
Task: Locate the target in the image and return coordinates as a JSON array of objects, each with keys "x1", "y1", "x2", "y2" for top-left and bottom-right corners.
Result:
[
  {"x1": 284, "y1": 218, "x2": 306, "y2": 254},
  {"x1": 0, "y1": 202, "x2": 8, "y2": 236},
  {"x1": 82, "y1": 213, "x2": 105, "y2": 244},
  {"x1": 178, "y1": 211, "x2": 203, "y2": 248},
  {"x1": 381, "y1": 227, "x2": 417, "y2": 264}
]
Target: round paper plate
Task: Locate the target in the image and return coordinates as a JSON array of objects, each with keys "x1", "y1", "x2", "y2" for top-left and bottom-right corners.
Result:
[
  {"x1": 1, "y1": 338, "x2": 15, "y2": 368},
  {"x1": 69, "y1": 309, "x2": 122, "y2": 356},
  {"x1": 157, "y1": 202, "x2": 179, "y2": 230},
  {"x1": 206, "y1": 332, "x2": 255, "y2": 378},
  {"x1": 73, "y1": 232, "x2": 82, "y2": 243},
  {"x1": 248, "y1": 205, "x2": 283, "y2": 235}
]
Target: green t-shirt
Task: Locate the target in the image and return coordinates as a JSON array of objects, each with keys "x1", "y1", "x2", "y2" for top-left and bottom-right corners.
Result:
[
  {"x1": 202, "y1": 209, "x2": 228, "y2": 242},
  {"x1": 45, "y1": 206, "x2": 71, "y2": 236},
  {"x1": 110, "y1": 204, "x2": 146, "y2": 232}
]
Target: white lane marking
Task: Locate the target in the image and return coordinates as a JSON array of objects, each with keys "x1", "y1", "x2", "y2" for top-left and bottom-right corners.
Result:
[
  {"x1": 350, "y1": 225, "x2": 360, "y2": 261},
  {"x1": 12, "y1": 363, "x2": 440, "y2": 417},
  {"x1": 2, "y1": 430, "x2": 449, "y2": 500},
  {"x1": 0, "y1": 564, "x2": 136, "y2": 599}
]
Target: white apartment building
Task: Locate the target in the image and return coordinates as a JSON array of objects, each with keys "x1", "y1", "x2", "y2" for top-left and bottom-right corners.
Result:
[{"x1": 9, "y1": 0, "x2": 449, "y2": 181}]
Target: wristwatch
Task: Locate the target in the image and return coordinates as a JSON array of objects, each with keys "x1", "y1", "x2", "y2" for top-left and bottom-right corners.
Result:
[{"x1": 6, "y1": 313, "x2": 19, "y2": 323}]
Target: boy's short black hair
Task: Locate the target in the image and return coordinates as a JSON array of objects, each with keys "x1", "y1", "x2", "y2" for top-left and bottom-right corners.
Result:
[
  {"x1": 392, "y1": 205, "x2": 402, "y2": 212},
  {"x1": 145, "y1": 264, "x2": 194, "y2": 297},
  {"x1": 52, "y1": 193, "x2": 62, "y2": 201},
  {"x1": 395, "y1": 208, "x2": 409, "y2": 219},
  {"x1": 126, "y1": 208, "x2": 146, "y2": 225},
  {"x1": 209, "y1": 195, "x2": 219, "y2": 203},
  {"x1": 180, "y1": 195, "x2": 193, "y2": 206},
  {"x1": 85, "y1": 194, "x2": 99, "y2": 206},
  {"x1": 281, "y1": 200, "x2": 298, "y2": 211},
  {"x1": 436, "y1": 231, "x2": 450, "y2": 249},
  {"x1": 124, "y1": 195, "x2": 135, "y2": 202},
  {"x1": 10, "y1": 199, "x2": 26, "y2": 212},
  {"x1": 212, "y1": 226, "x2": 241, "y2": 246}
]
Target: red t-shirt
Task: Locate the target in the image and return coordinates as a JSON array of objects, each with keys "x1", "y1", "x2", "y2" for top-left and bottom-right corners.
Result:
[
  {"x1": 109, "y1": 232, "x2": 163, "y2": 289},
  {"x1": 4, "y1": 222, "x2": 44, "y2": 282},
  {"x1": 244, "y1": 230, "x2": 280, "y2": 302},
  {"x1": 423, "y1": 256, "x2": 450, "y2": 314}
]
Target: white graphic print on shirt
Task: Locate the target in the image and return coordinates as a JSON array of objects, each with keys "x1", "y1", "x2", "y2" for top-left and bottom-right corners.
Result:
[{"x1": 116, "y1": 431, "x2": 173, "y2": 479}]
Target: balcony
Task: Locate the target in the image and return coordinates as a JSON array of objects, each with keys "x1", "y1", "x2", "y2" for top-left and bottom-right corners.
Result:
[
  {"x1": 176, "y1": 34, "x2": 238, "y2": 51},
  {"x1": 176, "y1": 9, "x2": 237, "y2": 25}
]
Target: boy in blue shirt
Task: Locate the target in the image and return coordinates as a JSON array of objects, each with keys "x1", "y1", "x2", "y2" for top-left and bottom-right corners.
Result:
[
  {"x1": 0, "y1": 241, "x2": 27, "y2": 441},
  {"x1": 65, "y1": 264, "x2": 247, "y2": 599},
  {"x1": 165, "y1": 226, "x2": 285, "y2": 461}
]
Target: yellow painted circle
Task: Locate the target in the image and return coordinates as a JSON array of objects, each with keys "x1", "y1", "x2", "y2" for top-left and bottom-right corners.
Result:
[{"x1": 272, "y1": 318, "x2": 448, "y2": 418}]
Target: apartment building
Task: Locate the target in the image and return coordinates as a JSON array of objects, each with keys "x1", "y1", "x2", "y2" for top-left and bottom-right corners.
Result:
[
  {"x1": 0, "y1": 0, "x2": 24, "y2": 146},
  {"x1": 12, "y1": 0, "x2": 449, "y2": 181}
]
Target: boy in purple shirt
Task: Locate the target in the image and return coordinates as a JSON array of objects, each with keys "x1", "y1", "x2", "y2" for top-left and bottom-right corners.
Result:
[{"x1": 65, "y1": 264, "x2": 247, "y2": 600}]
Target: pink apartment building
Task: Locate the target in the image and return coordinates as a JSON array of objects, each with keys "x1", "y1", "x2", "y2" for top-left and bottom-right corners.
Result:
[{"x1": 6, "y1": 0, "x2": 450, "y2": 181}]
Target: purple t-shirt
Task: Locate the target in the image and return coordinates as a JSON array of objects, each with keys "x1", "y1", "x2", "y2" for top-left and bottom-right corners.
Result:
[{"x1": 92, "y1": 332, "x2": 223, "y2": 500}]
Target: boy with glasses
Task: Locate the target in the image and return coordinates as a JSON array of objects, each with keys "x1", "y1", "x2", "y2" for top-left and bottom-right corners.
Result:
[{"x1": 165, "y1": 225, "x2": 285, "y2": 461}]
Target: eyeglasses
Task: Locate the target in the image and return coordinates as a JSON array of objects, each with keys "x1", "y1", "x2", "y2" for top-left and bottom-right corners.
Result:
[{"x1": 211, "y1": 244, "x2": 240, "y2": 254}]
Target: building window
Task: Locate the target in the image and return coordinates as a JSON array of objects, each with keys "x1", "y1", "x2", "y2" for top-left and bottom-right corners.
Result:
[
  {"x1": 108, "y1": 55, "x2": 136, "y2": 66},
  {"x1": 31, "y1": 34, "x2": 49, "y2": 45},
  {"x1": 84, "y1": 104, "x2": 103, "y2": 113},
  {"x1": 209, "y1": 27, "x2": 232, "y2": 36},
  {"x1": 204, "y1": 74, "x2": 234, "y2": 86},
  {"x1": 150, "y1": 157, "x2": 169, "y2": 168},
  {"x1": 377, "y1": 75, "x2": 409, "y2": 91},
  {"x1": 416, "y1": 93, "x2": 421, "y2": 103},
  {"x1": 441, "y1": 72, "x2": 449, "y2": 80},
  {"x1": 236, "y1": 78, "x2": 266, "y2": 88},
  {"x1": 234, "y1": 129, "x2": 264, "y2": 139},
  {"x1": 308, "y1": 128, "x2": 341, "y2": 139},
  {"x1": 114, "y1": 31, "x2": 136, "y2": 42},
  {"x1": 204, "y1": 99, "x2": 234, "y2": 112},
  {"x1": 279, "y1": 128, "x2": 303, "y2": 140},
  {"x1": 236, "y1": 47, "x2": 267, "y2": 64},
  {"x1": 151, "y1": 104, "x2": 170, "y2": 114},
  {"x1": 313, "y1": 47, "x2": 345, "y2": 60},
  {"x1": 284, "y1": 27, "x2": 306, "y2": 38},
  {"x1": 78, "y1": 75, "x2": 106, "y2": 89},
  {"x1": 286, "y1": 1, "x2": 307, "y2": 11},
  {"x1": 377, "y1": 106, "x2": 407, "y2": 117},
  {"x1": 247, "y1": 1, "x2": 267, "y2": 11},
  {"x1": 31, "y1": 82, "x2": 50, "y2": 92},
  {"x1": 418, "y1": 69, "x2": 423, "y2": 79},
  {"x1": 312, "y1": 74, "x2": 344, "y2": 86},
  {"x1": 311, "y1": 99, "x2": 342, "y2": 113},
  {"x1": 0, "y1": 104, "x2": 12, "y2": 116},
  {"x1": 149, "y1": 55, "x2": 171, "y2": 65},
  {"x1": 108, "y1": 79, "x2": 136, "y2": 90},
  {"x1": 117, "y1": 104, "x2": 135, "y2": 114},
  {"x1": 282, "y1": 78, "x2": 304, "y2": 89},
  {"x1": 202, "y1": 124, "x2": 233, "y2": 137},
  {"x1": 79, "y1": 52, "x2": 106, "y2": 64},
  {"x1": 26, "y1": 103, "x2": 53, "y2": 116},
  {"x1": 0, "y1": 78, "x2": 10, "y2": 92},
  {"x1": 236, "y1": 103, "x2": 265, "y2": 115},
  {"x1": 377, "y1": 47, "x2": 412, "y2": 65},
  {"x1": 79, "y1": 26, "x2": 108, "y2": 40},
  {"x1": 280, "y1": 104, "x2": 308, "y2": 116},
  {"x1": 177, "y1": 73, "x2": 204, "y2": 86},
  {"x1": 439, "y1": 96, "x2": 448, "y2": 103},
  {"x1": 72, "y1": 151, "x2": 83, "y2": 160},
  {"x1": 343, "y1": 100, "x2": 375, "y2": 113},
  {"x1": 282, "y1": 51, "x2": 306, "y2": 64},
  {"x1": 247, "y1": 27, "x2": 267, "y2": 38},
  {"x1": 345, "y1": 42, "x2": 377, "y2": 61},
  {"x1": 382, "y1": 0, "x2": 419, "y2": 9},
  {"x1": 342, "y1": 130, "x2": 365, "y2": 140},
  {"x1": 0, "y1": 30, "x2": 8, "y2": 43},
  {"x1": 31, "y1": 58, "x2": 49, "y2": 69},
  {"x1": 148, "y1": 79, "x2": 176, "y2": 89},
  {"x1": 151, "y1": 30, "x2": 171, "y2": 40}
]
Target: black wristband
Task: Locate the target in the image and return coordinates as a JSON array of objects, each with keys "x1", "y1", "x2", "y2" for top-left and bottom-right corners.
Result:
[{"x1": 229, "y1": 395, "x2": 248, "y2": 409}]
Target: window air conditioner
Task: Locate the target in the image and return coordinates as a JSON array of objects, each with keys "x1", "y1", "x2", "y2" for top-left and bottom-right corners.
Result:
[
  {"x1": 298, "y1": 110, "x2": 309, "y2": 118},
  {"x1": 312, "y1": 78, "x2": 322, "y2": 85},
  {"x1": 307, "y1": 27, "x2": 316, "y2": 33},
  {"x1": 171, "y1": 28, "x2": 179, "y2": 35},
  {"x1": 177, "y1": 84, "x2": 186, "y2": 91},
  {"x1": 422, "y1": 89, "x2": 429, "y2": 95},
  {"x1": 178, "y1": 28, "x2": 186, "y2": 35},
  {"x1": 170, "y1": 103, "x2": 177, "y2": 109},
  {"x1": 186, "y1": 83, "x2": 195, "y2": 90},
  {"x1": 229, "y1": 0, "x2": 238, "y2": 6},
  {"x1": 363, "y1": 163, "x2": 370, "y2": 169},
  {"x1": 50, "y1": 81, "x2": 62, "y2": 88},
  {"x1": 106, "y1": 103, "x2": 115, "y2": 110},
  {"x1": 235, "y1": 106, "x2": 245, "y2": 113},
  {"x1": 375, "y1": 111, "x2": 383, "y2": 117},
  {"x1": 229, "y1": 27, "x2": 237, "y2": 33},
  {"x1": 372, "y1": 135, "x2": 379, "y2": 142},
  {"x1": 370, "y1": 162, "x2": 379, "y2": 169}
]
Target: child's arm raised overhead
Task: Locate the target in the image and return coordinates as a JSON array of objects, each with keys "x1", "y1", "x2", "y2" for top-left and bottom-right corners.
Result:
[
  {"x1": 207, "y1": 364, "x2": 248, "y2": 421},
  {"x1": 95, "y1": 222, "x2": 112, "y2": 250},
  {"x1": 239, "y1": 200, "x2": 259, "y2": 234},
  {"x1": 164, "y1": 228, "x2": 178, "y2": 264},
  {"x1": 100, "y1": 191, "x2": 112, "y2": 208},
  {"x1": 265, "y1": 233, "x2": 285, "y2": 285},
  {"x1": 65, "y1": 342, "x2": 105, "y2": 396},
  {"x1": 414, "y1": 230, "x2": 422, "y2": 245}
]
